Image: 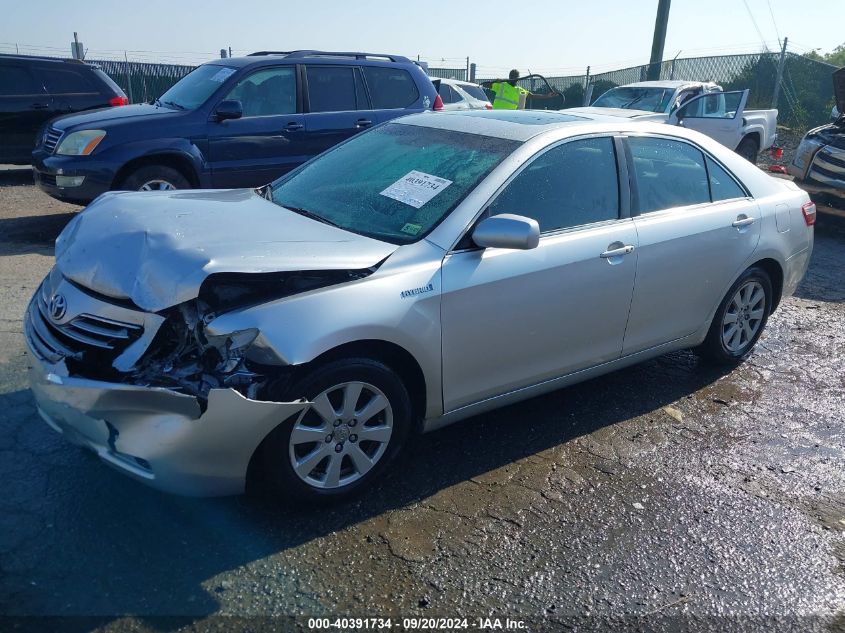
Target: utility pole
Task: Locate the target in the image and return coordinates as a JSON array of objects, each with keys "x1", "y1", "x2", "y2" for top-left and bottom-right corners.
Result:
[
  {"x1": 71, "y1": 32, "x2": 84, "y2": 60},
  {"x1": 771, "y1": 37, "x2": 788, "y2": 109},
  {"x1": 229, "y1": 46, "x2": 233, "y2": 59},
  {"x1": 647, "y1": 0, "x2": 671, "y2": 81},
  {"x1": 583, "y1": 66, "x2": 592, "y2": 106},
  {"x1": 124, "y1": 51, "x2": 134, "y2": 104}
]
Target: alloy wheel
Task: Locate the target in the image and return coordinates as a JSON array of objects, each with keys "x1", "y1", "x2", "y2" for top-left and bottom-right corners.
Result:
[
  {"x1": 288, "y1": 381, "x2": 393, "y2": 489},
  {"x1": 138, "y1": 179, "x2": 177, "y2": 191},
  {"x1": 721, "y1": 280, "x2": 766, "y2": 353}
]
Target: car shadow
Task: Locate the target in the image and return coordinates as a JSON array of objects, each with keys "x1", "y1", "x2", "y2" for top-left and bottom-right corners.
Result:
[
  {"x1": 0, "y1": 167, "x2": 34, "y2": 187},
  {"x1": 0, "y1": 212, "x2": 77, "y2": 255},
  {"x1": 0, "y1": 349, "x2": 730, "y2": 627},
  {"x1": 792, "y1": 217, "x2": 845, "y2": 303}
]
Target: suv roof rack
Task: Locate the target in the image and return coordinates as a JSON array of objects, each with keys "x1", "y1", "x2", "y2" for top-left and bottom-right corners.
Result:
[{"x1": 248, "y1": 50, "x2": 410, "y2": 63}]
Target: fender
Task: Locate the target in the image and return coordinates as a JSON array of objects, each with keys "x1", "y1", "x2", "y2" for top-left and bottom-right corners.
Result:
[{"x1": 103, "y1": 137, "x2": 210, "y2": 188}]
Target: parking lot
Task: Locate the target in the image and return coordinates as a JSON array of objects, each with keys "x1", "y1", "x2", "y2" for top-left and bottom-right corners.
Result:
[{"x1": 0, "y1": 165, "x2": 844, "y2": 631}]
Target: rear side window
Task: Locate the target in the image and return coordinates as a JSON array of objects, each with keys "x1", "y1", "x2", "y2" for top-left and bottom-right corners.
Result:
[
  {"x1": 628, "y1": 137, "x2": 710, "y2": 213},
  {"x1": 706, "y1": 157, "x2": 746, "y2": 201},
  {"x1": 0, "y1": 64, "x2": 41, "y2": 95},
  {"x1": 489, "y1": 137, "x2": 620, "y2": 232},
  {"x1": 226, "y1": 67, "x2": 296, "y2": 117},
  {"x1": 459, "y1": 84, "x2": 490, "y2": 102},
  {"x1": 41, "y1": 67, "x2": 98, "y2": 95},
  {"x1": 363, "y1": 67, "x2": 418, "y2": 109},
  {"x1": 306, "y1": 66, "x2": 357, "y2": 112},
  {"x1": 438, "y1": 83, "x2": 462, "y2": 104}
]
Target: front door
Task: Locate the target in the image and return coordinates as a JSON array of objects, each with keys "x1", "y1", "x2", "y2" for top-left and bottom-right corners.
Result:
[
  {"x1": 207, "y1": 66, "x2": 307, "y2": 188},
  {"x1": 441, "y1": 136, "x2": 638, "y2": 411},
  {"x1": 622, "y1": 135, "x2": 761, "y2": 354},
  {"x1": 672, "y1": 90, "x2": 749, "y2": 149}
]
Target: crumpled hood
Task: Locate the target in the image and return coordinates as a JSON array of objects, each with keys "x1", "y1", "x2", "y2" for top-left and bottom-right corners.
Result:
[{"x1": 55, "y1": 189, "x2": 398, "y2": 312}]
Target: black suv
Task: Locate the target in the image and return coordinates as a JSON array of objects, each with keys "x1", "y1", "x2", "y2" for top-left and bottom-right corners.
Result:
[
  {"x1": 32, "y1": 50, "x2": 441, "y2": 203},
  {"x1": 0, "y1": 54, "x2": 127, "y2": 165}
]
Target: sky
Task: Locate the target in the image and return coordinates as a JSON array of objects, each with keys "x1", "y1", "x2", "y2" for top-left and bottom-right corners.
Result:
[{"x1": 0, "y1": 0, "x2": 842, "y2": 75}]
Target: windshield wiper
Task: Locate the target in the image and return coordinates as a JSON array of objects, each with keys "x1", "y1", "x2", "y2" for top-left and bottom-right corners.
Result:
[
  {"x1": 160, "y1": 100, "x2": 186, "y2": 110},
  {"x1": 281, "y1": 204, "x2": 341, "y2": 229}
]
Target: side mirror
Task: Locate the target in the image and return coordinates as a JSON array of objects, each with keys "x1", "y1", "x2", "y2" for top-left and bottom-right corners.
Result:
[
  {"x1": 472, "y1": 214, "x2": 540, "y2": 250},
  {"x1": 214, "y1": 99, "x2": 243, "y2": 121}
]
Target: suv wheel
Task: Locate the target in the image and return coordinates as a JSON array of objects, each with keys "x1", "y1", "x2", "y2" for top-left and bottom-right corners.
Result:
[
  {"x1": 119, "y1": 165, "x2": 190, "y2": 192},
  {"x1": 699, "y1": 267, "x2": 772, "y2": 364},
  {"x1": 260, "y1": 358, "x2": 412, "y2": 502}
]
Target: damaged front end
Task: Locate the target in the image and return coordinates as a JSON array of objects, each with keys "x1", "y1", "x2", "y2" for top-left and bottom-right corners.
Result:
[{"x1": 24, "y1": 266, "x2": 375, "y2": 496}]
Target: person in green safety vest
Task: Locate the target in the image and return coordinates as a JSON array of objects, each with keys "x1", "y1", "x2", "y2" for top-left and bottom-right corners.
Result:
[{"x1": 490, "y1": 70, "x2": 559, "y2": 110}]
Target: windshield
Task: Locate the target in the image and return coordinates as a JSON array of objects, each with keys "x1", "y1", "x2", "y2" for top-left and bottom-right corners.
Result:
[
  {"x1": 271, "y1": 123, "x2": 518, "y2": 244},
  {"x1": 592, "y1": 87, "x2": 674, "y2": 113},
  {"x1": 156, "y1": 64, "x2": 236, "y2": 110}
]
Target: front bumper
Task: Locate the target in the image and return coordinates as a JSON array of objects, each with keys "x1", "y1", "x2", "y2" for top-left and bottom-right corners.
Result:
[
  {"x1": 28, "y1": 361, "x2": 309, "y2": 496},
  {"x1": 32, "y1": 150, "x2": 114, "y2": 203}
]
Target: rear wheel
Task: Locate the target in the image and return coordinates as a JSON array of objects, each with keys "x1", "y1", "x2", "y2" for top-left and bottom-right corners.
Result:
[
  {"x1": 119, "y1": 165, "x2": 190, "y2": 192},
  {"x1": 260, "y1": 358, "x2": 412, "y2": 502},
  {"x1": 699, "y1": 267, "x2": 772, "y2": 364},
  {"x1": 736, "y1": 136, "x2": 759, "y2": 164}
]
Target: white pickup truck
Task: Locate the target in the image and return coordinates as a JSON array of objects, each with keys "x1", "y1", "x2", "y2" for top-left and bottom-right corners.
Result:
[{"x1": 567, "y1": 80, "x2": 778, "y2": 163}]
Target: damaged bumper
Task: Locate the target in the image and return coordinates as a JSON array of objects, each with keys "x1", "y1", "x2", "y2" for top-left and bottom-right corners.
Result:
[{"x1": 29, "y1": 361, "x2": 310, "y2": 496}]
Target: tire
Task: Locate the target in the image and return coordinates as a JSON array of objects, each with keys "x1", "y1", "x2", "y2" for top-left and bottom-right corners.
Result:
[
  {"x1": 260, "y1": 358, "x2": 413, "y2": 502},
  {"x1": 118, "y1": 165, "x2": 190, "y2": 192},
  {"x1": 736, "y1": 136, "x2": 759, "y2": 164},
  {"x1": 698, "y1": 267, "x2": 772, "y2": 364}
]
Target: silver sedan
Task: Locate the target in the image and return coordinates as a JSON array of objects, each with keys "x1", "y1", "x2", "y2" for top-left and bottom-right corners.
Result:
[{"x1": 25, "y1": 110, "x2": 815, "y2": 501}]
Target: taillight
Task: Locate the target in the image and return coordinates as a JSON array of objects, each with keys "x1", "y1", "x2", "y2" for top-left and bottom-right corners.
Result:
[
  {"x1": 432, "y1": 94, "x2": 444, "y2": 111},
  {"x1": 109, "y1": 96, "x2": 129, "y2": 106},
  {"x1": 801, "y1": 201, "x2": 816, "y2": 226},
  {"x1": 484, "y1": 103, "x2": 493, "y2": 110}
]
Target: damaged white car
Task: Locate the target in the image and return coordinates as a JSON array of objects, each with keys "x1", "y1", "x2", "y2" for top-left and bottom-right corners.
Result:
[{"x1": 26, "y1": 110, "x2": 813, "y2": 500}]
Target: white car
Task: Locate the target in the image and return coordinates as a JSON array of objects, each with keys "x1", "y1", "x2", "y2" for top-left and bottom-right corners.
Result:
[
  {"x1": 431, "y1": 78, "x2": 492, "y2": 111},
  {"x1": 572, "y1": 81, "x2": 778, "y2": 163}
]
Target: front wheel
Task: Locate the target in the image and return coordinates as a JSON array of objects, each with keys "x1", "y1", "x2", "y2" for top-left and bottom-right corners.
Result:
[
  {"x1": 119, "y1": 165, "x2": 190, "y2": 192},
  {"x1": 698, "y1": 267, "x2": 772, "y2": 364},
  {"x1": 260, "y1": 358, "x2": 412, "y2": 502}
]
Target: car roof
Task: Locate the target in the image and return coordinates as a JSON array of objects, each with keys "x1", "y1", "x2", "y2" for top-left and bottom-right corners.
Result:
[
  {"x1": 0, "y1": 53, "x2": 95, "y2": 67},
  {"x1": 205, "y1": 50, "x2": 414, "y2": 69},
  {"x1": 393, "y1": 109, "x2": 629, "y2": 142},
  {"x1": 620, "y1": 80, "x2": 716, "y2": 89},
  {"x1": 434, "y1": 77, "x2": 482, "y2": 88}
]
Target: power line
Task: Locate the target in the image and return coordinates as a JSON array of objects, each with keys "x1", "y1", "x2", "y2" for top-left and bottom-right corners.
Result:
[
  {"x1": 741, "y1": 0, "x2": 770, "y2": 51},
  {"x1": 767, "y1": 0, "x2": 781, "y2": 46}
]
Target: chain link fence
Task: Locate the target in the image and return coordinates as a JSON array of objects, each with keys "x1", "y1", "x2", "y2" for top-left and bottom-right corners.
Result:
[{"x1": 86, "y1": 59, "x2": 196, "y2": 104}]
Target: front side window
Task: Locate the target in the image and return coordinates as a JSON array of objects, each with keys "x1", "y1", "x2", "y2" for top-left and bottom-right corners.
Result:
[
  {"x1": 489, "y1": 137, "x2": 620, "y2": 232},
  {"x1": 158, "y1": 64, "x2": 236, "y2": 110},
  {"x1": 271, "y1": 123, "x2": 518, "y2": 244},
  {"x1": 438, "y1": 83, "x2": 462, "y2": 104},
  {"x1": 363, "y1": 67, "x2": 418, "y2": 109},
  {"x1": 306, "y1": 66, "x2": 357, "y2": 112},
  {"x1": 678, "y1": 91, "x2": 743, "y2": 119},
  {"x1": 226, "y1": 67, "x2": 296, "y2": 117},
  {"x1": 628, "y1": 137, "x2": 710, "y2": 213},
  {"x1": 459, "y1": 84, "x2": 490, "y2": 102}
]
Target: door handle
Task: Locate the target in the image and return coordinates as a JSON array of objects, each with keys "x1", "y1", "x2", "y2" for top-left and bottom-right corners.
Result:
[
  {"x1": 30, "y1": 103, "x2": 49, "y2": 110},
  {"x1": 732, "y1": 216, "x2": 756, "y2": 228},
  {"x1": 283, "y1": 122, "x2": 304, "y2": 131},
  {"x1": 600, "y1": 244, "x2": 635, "y2": 258},
  {"x1": 356, "y1": 118, "x2": 373, "y2": 127}
]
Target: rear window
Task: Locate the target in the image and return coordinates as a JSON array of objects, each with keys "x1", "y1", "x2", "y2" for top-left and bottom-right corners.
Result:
[
  {"x1": 0, "y1": 65, "x2": 41, "y2": 96},
  {"x1": 438, "y1": 83, "x2": 462, "y2": 104},
  {"x1": 459, "y1": 84, "x2": 490, "y2": 102},
  {"x1": 363, "y1": 67, "x2": 418, "y2": 109},
  {"x1": 92, "y1": 68, "x2": 125, "y2": 97},
  {"x1": 41, "y1": 67, "x2": 99, "y2": 95},
  {"x1": 271, "y1": 123, "x2": 518, "y2": 244},
  {"x1": 628, "y1": 137, "x2": 710, "y2": 213}
]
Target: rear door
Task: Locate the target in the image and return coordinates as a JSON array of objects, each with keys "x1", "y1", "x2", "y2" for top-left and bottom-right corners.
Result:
[
  {"x1": 207, "y1": 65, "x2": 307, "y2": 188},
  {"x1": 302, "y1": 65, "x2": 377, "y2": 155},
  {"x1": 672, "y1": 90, "x2": 749, "y2": 149},
  {"x1": 622, "y1": 134, "x2": 761, "y2": 354},
  {"x1": 0, "y1": 61, "x2": 51, "y2": 163}
]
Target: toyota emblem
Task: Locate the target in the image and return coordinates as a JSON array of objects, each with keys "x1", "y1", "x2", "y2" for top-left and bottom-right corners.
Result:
[{"x1": 48, "y1": 294, "x2": 67, "y2": 321}]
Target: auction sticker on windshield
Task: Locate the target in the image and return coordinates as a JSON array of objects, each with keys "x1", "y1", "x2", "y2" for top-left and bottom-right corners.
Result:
[{"x1": 380, "y1": 171, "x2": 452, "y2": 209}]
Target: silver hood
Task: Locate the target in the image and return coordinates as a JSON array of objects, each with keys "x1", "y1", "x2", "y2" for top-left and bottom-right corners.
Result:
[{"x1": 55, "y1": 189, "x2": 398, "y2": 312}]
